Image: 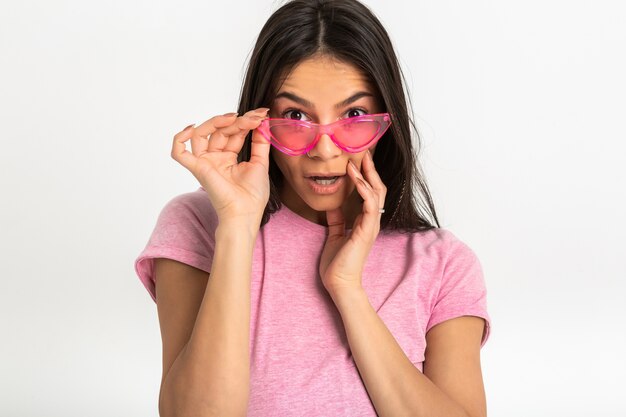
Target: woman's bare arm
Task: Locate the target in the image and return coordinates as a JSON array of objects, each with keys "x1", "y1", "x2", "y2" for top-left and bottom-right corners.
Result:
[
  {"x1": 156, "y1": 224, "x2": 257, "y2": 417},
  {"x1": 329, "y1": 289, "x2": 485, "y2": 417}
]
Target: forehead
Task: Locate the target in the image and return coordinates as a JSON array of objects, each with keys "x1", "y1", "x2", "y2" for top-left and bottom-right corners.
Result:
[{"x1": 277, "y1": 56, "x2": 375, "y2": 98}]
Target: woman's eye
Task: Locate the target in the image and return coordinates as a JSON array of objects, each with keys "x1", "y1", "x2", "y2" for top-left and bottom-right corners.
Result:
[
  {"x1": 282, "y1": 109, "x2": 310, "y2": 121},
  {"x1": 346, "y1": 108, "x2": 367, "y2": 118}
]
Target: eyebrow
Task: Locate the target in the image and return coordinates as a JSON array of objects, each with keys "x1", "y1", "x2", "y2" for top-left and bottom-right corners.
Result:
[{"x1": 273, "y1": 91, "x2": 374, "y2": 109}]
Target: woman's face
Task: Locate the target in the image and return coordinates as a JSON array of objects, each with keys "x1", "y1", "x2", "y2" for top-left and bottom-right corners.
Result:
[{"x1": 268, "y1": 55, "x2": 383, "y2": 224}]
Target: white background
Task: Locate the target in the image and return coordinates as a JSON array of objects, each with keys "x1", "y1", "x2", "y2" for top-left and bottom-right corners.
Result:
[{"x1": 1, "y1": 0, "x2": 625, "y2": 416}]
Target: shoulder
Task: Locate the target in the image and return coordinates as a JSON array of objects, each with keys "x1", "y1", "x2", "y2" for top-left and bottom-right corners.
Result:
[
  {"x1": 157, "y1": 187, "x2": 218, "y2": 229},
  {"x1": 436, "y1": 228, "x2": 481, "y2": 263},
  {"x1": 393, "y1": 227, "x2": 485, "y2": 296},
  {"x1": 134, "y1": 187, "x2": 218, "y2": 303},
  {"x1": 421, "y1": 227, "x2": 474, "y2": 249},
  {"x1": 411, "y1": 227, "x2": 484, "y2": 283},
  {"x1": 423, "y1": 228, "x2": 491, "y2": 346},
  {"x1": 386, "y1": 227, "x2": 476, "y2": 260},
  {"x1": 161, "y1": 186, "x2": 215, "y2": 215},
  {"x1": 146, "y1": 187, "x2": 220, "y2": 250}
]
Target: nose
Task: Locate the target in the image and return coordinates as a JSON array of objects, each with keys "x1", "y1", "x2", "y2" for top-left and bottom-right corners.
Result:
[{"x1": 307, "y1": 133, "x2": 342, "y2": 159}]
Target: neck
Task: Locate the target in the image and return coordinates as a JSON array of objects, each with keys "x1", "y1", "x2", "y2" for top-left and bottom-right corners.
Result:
[{"x1": 280, "y1": 189, "x2": 363, "y2": 228}]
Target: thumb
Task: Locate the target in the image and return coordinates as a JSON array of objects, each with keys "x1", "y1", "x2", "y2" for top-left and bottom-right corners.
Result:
[
  {"x1": 326, "y1": 208, "x2": 346, "y2": 241},
  {"x1": 250, "y1": 128, "x2": 271, "y2": 171}
]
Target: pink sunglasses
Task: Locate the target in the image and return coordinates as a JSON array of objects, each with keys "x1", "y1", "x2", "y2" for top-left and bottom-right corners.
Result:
[{"x1": 257, "y1": 112, "x2": 392, "y2": 156}]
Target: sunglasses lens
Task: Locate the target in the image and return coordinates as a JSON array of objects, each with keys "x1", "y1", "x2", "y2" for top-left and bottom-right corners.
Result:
[
  {"x1": 265, "y1": 115, "x2": 389, "y2": 155},
  {"x1": 334, "y1": 120, "x2": 381, "y2": 149},
  {"x1": 269, "y1": 123, "x2": 316, "y2": 153}
]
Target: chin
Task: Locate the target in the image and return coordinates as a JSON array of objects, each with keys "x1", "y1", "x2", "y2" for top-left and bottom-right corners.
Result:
[
  {"x1": 284, "y1": 178, "x2": 356, "y2": 213},
  {"x1": 302, "y1": 192, "x2": 353, "y2": 213},
  {"x1": 301, "y1": 195, "x2": 337, "y2": 209}
]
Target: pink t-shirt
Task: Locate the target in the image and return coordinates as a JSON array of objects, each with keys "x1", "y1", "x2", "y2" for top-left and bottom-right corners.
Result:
[{"x1": 135, "y1": 187, "x2": 491, "y2": 416}]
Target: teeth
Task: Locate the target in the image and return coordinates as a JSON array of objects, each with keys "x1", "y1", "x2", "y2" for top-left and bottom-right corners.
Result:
[{"x1": 314, "y1": 177, "x2": 338, "y2": 185}]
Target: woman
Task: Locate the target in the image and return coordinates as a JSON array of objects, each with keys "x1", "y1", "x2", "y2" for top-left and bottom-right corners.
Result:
[{"x1": 135, "y1": 1, "x2": 491, "y2": 416}]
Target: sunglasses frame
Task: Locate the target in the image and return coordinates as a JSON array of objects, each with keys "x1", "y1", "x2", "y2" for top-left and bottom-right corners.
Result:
[{"x1": 256, "y1": 112, "x2": 392, "y2": 156}]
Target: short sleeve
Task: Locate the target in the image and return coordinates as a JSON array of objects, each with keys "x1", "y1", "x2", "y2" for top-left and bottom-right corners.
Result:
[
  {"x1": 426, "y1": 235, "x2": 492, "y2": 348},
  {"x1": 134, "y1": 188, "x2": 218, "y2": 303}
]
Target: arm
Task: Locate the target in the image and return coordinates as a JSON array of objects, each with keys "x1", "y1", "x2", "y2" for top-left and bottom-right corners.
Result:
[
  {"x1": 157, "y1": 224, "x2": 257, "y2": 417},
  {"x1": 330, "y1": 288, "x2": 487, "y2": 417},
  {"x1": 155, "y1": 109, "x2": 270, "y2": 416}
]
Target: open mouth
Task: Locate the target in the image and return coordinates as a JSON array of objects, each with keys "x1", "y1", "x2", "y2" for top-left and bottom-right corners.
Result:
[{"x1": 311, "y1": 176, "x2": 340, "y2": 185}]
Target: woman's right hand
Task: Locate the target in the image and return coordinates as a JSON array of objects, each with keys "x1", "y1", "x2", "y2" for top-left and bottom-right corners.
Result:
[{"x1": 171, "y1": 107, "x2": 272, "y2": 227}]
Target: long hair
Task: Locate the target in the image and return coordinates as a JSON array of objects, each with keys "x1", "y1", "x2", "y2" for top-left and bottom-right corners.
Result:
[{"x1": 237, "y1": 0, "x2": 440, "y2": 233}]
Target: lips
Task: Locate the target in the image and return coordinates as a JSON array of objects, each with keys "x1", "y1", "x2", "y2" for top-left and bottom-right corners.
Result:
[
  {"x1": 305, "y1": 172, "x2": 346, "y2": 178},
  {"x1": 306, "y1": 175, "x2": 345, "y2": 194},
  {"x1": 311, "y1": 176, "x2": 339, "y2": 180}
]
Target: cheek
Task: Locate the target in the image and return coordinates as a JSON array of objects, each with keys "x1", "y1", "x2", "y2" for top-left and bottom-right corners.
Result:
[
  {"x1": 270, "y1": 149, "x2": 287, "y2": 172},
  {"x1": 354, "y1": 154, "x2": 367, "y2": 169},
  {"x1": 271, "y1": 150, "x2": 299, "y2": 180}
]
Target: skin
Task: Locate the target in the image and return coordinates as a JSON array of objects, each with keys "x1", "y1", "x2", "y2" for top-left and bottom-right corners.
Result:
[
  {"x1": 172, "y1": 53, "x2": 388, "y2": 291},
  {"x1": 170, "y1": 54, "x2": 486, "y2": 417},
  {"x1": 269, "y1": 55, "x2": 384, "y2": 228}
]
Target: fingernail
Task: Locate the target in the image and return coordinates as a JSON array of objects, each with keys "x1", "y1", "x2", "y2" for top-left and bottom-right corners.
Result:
[
  {"x1": 349, "y1": 160, "x2": 361, "y2": 176},
  {"x1": 183, "y1": 123, "x2": 195, "y2": 131},
  {"x1": 223, "y1": 112, "x2": 238, "y2": 117}
]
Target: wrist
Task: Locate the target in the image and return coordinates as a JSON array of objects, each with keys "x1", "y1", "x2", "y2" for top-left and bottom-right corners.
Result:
[
  {"x1": 328, "y1": 286, "x2": 369, "y2": 312},
  {"x1": 215, "y1": 222, "x2": 260, "y2": 246}
]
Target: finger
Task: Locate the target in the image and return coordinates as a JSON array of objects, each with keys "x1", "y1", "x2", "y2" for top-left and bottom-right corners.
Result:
[
  {"x1": 171, "y1": 124, "x2": 199, "y2": 170},
  {"x1": 249, "y1": 128, "x2": 272, "y2": 172},
  {"x1": 361, "y1": 150, "x2": 387, "y2": 208},
  {"x1": 194, "y1": 112, "x2": 239, "y2": 138},
  {"x1": 208, "y1": 112, "x2": 267, "y2": 153},
  {"x1": 348, "y1": 160, "x2": 381, "y2": 233},
  {"x1": 192, "y1": 107, "x2": 265, "y2": 138},
  {"x1": 191, "y1": 113, "x2": 239, "y2": 156},
  {"x1": 220, "y1": 113, "x2": 266, "y2": 153},
  {"x1": 325, "y1": 207, "x2": 346, "y2": 241},
  {"x1": 348, "y1": 159, "x2": 374, "y2": 192},
  {"x1": 219, "y1": 108, "x2": 268, "y2": 135}
]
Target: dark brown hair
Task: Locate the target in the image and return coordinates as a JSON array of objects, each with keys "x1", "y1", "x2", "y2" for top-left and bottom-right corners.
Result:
[{"x1": 237, "y1": 0, "x2": 440, "y2": 233}]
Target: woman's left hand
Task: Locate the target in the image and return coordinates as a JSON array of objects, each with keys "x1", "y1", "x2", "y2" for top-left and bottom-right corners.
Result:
[{"x1": 319, "y1": 150, "x2": 387, "y2": 297}]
